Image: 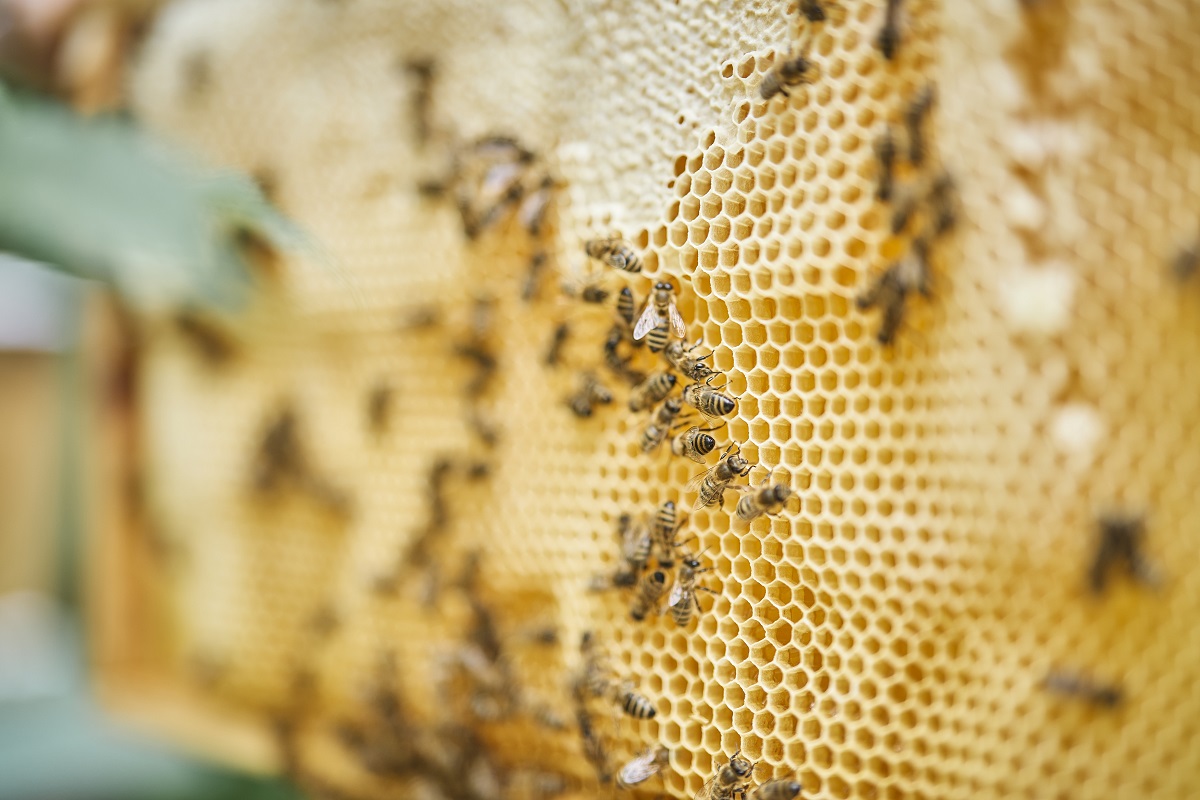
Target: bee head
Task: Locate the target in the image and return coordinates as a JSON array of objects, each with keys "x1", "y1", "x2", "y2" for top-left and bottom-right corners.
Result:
[
  {"x1": 770, "y1": 484, "x2": 793, "y2": 503},
  {"x1": 654, "y1": 280, "x2": 674, "y2": 292},
  {"x1": 729, "y1": 753, "x2": 753, "y2": 777}
]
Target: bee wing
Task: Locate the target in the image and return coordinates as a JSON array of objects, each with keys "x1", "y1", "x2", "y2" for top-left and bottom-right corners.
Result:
[
  {"x1": 668, "y1": 302, "x2": 687, "y2": 338},
  {"x1": 618, "y1": 755, "x2": 660, "y2": 787},
  {"x1": 632, "y1": 303, "x2": 663, "y2": 341},
  {"x1": 667, "y1": 581, "x2": 687, "y2": 608},
  {"x1": 686, "y1": 465, "x2": 718, "y2": 495},
  {"x1": 620, "y1": 524, "x2": 646, "y2": 559}
]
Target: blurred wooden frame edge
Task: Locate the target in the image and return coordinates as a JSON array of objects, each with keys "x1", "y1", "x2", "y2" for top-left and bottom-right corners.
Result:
[{"x1": 80, "y1": 292, "x2": 280, "y2": 776}]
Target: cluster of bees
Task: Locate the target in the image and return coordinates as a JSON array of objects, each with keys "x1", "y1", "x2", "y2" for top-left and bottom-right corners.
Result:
[
  {"x1": 858, "y1": 84, "x2": 958, "y2": 345},
  {"x1": 756, "y1": 4, "x2": 956, "y2": 347},
  {"x1": 757, "y1": 0, "x2": 913, "y2": 107},
  {"x1": 274, "y1": 649, "x2": 573, "y2": 800},
  {"x1": 567, "y1": 235, "x2": 798, "y2": 521},
  {"x1": 571, "y1": 634, "x2": 802, "y2": 800},
  {"x1": 251, "y1": 403, "x2": 352, "y2": 519}
]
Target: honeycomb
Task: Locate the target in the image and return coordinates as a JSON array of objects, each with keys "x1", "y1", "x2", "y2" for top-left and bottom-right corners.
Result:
[{"x1": 91, "y1": 0, "x2": 1200, "y2": 798}]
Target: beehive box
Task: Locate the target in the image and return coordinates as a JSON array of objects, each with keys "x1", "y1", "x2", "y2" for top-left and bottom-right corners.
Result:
[{"x1": 90, "y1": 0, "x2": 1200, "y2": 798}]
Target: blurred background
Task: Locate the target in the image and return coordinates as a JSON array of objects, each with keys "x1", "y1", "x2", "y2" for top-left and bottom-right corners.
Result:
[{"x1": 0, "y1": 0, "x2": 301, "y2": 797}]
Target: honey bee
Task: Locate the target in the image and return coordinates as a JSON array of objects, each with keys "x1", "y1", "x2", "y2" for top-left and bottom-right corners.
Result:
[
  {"x1": 417, "y1": 176, "x2": 449, "y2": 198},
  {"x1": 401, "y1": 304, "x2": 442, "y2": 330},
  {"x1": 603, "y1": 324, "x2": 647, "y2": 386},
  {"x1": 683, "y1": 376, "x2": 738, "y2": 418},
  {"x1": 174, "y1": 310, "x2": 238, "y2": 364},
  {"x1": 617, "y1": 746, "x2": 671, "y2": 790},
  {"x1": 252, "y1": 168, "x2": 280, "y2": 205},
  {"x1": 652, "y1": 500, "x2": 688, "y2": 568},
  {"x1": 759, "y1": 52, "x2": 816, "y2": 102},
  {"x1": 1042, "y1": 671, "x2": 1123, "y2": 709},
  {"x1": 578, "y1": 631, "x2": 613, "y2": 696},
  {"x1": 671, "y1": 423, "x2": 723, "y2": 463},
  {"x1": 568, "y1": 373, "x2": 614, "y2": 418},
  {"x1": 614, "y1": 515, "x2": 652, "y2": 585},
  {"x1": 425, "y1": 456, "x2": 455, "y2": 533},
  {"x1": 856, "y1": 257, "x2": 928, "y2": 346},
  {"x1": 644, "y1": 321, "x2": 672, "y2": 353},
  {"x1": 522, "y1": 251, "x2": 548, "y2": 302},
  {"x1": 544, "y1": 321, "x2": 569, "y2": 367},
  {"x1": 586, "y1": 236, "x2": 642, "y2": 273},
  {"x1": 469, "y1": 170, "x2": 527, "y2": 238},
  {"x1": 629, "y1": 371, "x2": 678, "y2": 412},
  {"x1": 1174, "y1": 242, "x2": 1200, "y2": 281},
  {"x1": 687, "y1": 444, "x2": 753, "y2": 510},
  {"x1": 518, "y1": 174, "x2": 555, "y2": 237},
  {"x1": 403, "y1": 58, "x2": 436, "y2": 146},
  {"x1": 253, "y1": 405, "x2": 301, "y2": 492},
  {"x1": 367, "y1": 379, "x2": 394, "y2": 434},
  {"x1": 929, "y1": 171, "x2": 958, "y2": 236},
  {"x1": 630, "y1": 569, "x2": 668, "y2": 621},
  {"x1": 748, "y1": 778, "x2": 803, "y2": 800},
  {"x1": 668, "y1": 549, "x2": 718, "y2": 627},
  {"x1": 905, "y1": 84, "x2": 936, "y2": 166},
  {"x1": 875, "y1": 128, "x2": 897, "y2": 202},
  {"x1": 562, "y1": 275, "x2": 611, "y2": 304},
  {"x1": 600, "y1": 513, "x2": 651, "y2": 589},
  {"x1": 735, "y1": 477, "x2": 796, "y2": 523},
  {"x1": 1089, "y1": 511, "x2": 1160, "y2": 594},
  {"x1": 910, "y1": 233, "x2": 932, "y2": 284},
  {"x1": 697, "y1": 751, "x2": 755, "y2": 800},
  {"x1": 619, "y1": 683, "x2": 658, "y2": 718},
  {"x1": 577, "y1": 712, "x2": 612, "y2": 782},
  {"x1": 889, "y1": 185, "x2": 919, "y2": 234},
  {"x1": 634, "y1": 281, "x2": 688, "y2": 343},
  {"x1": 578, "y1": 633, "x2": 657, "y2": 718},
  {"x1": 457, "y1": 137, "x2": 534, "y2": 239},
  {"x1": 471, "y1": 135, "x2": 536, "y2": 164},
  {"x1": 799, "y1": 0, "x2": 826, "y2": 22},
  {"x1": 467, "y1": 408, "x2": 500, "y2": 449},
  {"x1": 640, "y1": 396, "x2": 685, "y2": 454},
  {"x1": 664, "y1": 339, "x2": 716, "y2": 381},
  {"x1": 617, "y1": 286, "x2": 638, "y2": 331},
  {"x1": 877, "y1": 0, "x2": 903, "y2": 61}
]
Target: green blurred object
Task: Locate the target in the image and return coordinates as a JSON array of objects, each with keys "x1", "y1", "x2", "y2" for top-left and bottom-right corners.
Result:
[
  {"x1": 0, "y1": 697, "x2": 307, "y2": 800},
  {"x1": 0, "y1": 83, "x2": 307, "y2": 311},
  {"x1": 0, "y1": 597, "x2": 307, "y2": 800}
]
